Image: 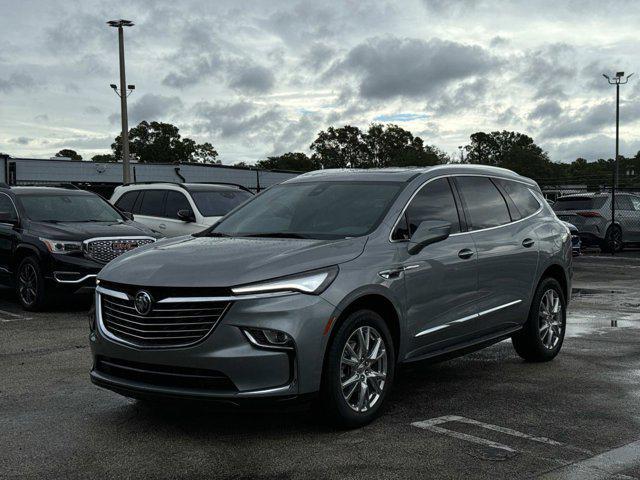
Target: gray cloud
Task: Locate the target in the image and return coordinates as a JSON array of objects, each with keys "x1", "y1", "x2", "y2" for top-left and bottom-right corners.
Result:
[
  {"x1": 0, "y1": 72, "x2": 38, "y2": 93},
  {"x1": 528, "y1": 99, "x2": 563, "y2": 120},
  {"x1": 9, "y1": 137, "x2": 33, "y2": 145},
  {"x1": 83, "y1": 106, "x2": 102, "y2": 115},
  {"x1": 431, "y1": 78, "x2": 489, "y2": 114},
  {"x1": 332, "y1": 37, "x2": 498, "y2": 100},
  {"x1": 520, "y1": 43, "x2": 576, "y2": 99},
  {"x1": 228, "y1": 63, "x2": 275, "y2": 94},
  {"x1": 193, "y1": 101, "x2": 285, "y2": 140},
  {"x1": 127, "y1": 94, "x2": 184, "y2": 124}
]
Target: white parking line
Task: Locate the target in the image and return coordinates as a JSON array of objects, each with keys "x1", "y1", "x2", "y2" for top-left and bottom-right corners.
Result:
[
  {"x1": 411, "y1": 415, "x2": 592, "y2": 455},
  {"x1": 0, "y1": 308, "x2": 22, "y2": 318},
  {"x1": 538, "y1": 439, "x2": 640, "y2": 479}
]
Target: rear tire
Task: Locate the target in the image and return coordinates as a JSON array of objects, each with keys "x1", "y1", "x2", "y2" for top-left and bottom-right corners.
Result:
[
  {"x1": 512, "y1": 278, "x2": 566, "y2": 362},
  {"x1": 16, "y1": 256, "x2": 48, "y2": 311},
  {"x1": 319, "y1": 309, "x2": 395, "y2": 428},
  {"x1": 601, "y1": 225, "x2": 623, "y2": 253}
]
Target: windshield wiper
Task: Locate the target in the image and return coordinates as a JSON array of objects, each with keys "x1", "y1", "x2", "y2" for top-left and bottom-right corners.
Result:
[
  {"x1": 204, "y1": 231, "x2": 232, "y2": 237},
  {"x1": 242, "y1": 232, "x2": 310, "y2": 239}
]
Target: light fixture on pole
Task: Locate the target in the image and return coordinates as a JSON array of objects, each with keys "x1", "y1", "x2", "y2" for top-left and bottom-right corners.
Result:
[
  {"x1": 108, "y1": 19, "x2": 135, "y2": 184},
  {"x1": 602, "y1": 71, "x2": 633, "y2": 254}
]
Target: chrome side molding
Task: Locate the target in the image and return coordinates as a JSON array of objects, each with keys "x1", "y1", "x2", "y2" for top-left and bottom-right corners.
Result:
[{"x1": 415, "y1": 299, "x2": 523, "y2": 338}]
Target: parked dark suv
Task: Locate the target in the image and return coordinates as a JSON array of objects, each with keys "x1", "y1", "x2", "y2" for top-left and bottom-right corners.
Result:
[
  {"x1": 0, "y1": 185, "x2": 159, "y2": 310},
  {"x1": 90, "y1": 166, "x2": 572, "y2": 427}
]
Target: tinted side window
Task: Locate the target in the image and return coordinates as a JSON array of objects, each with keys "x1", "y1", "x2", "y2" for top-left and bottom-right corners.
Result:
[
  {"x1": 497, "y1": 179, "x2": 540, "y2": 219},
  {"x1": 138, "y1": 190, "x2": 166, "y2": 217},
  {"x1": 615, "y1": 195, "x2": 634, "y2": 211},
  {"x1": 114, "y1": 191, "x2": 139, "y2": 213},
  {"x1": 456, "y1": 176, "x2": 511, "y2": 230},
  {"x1": 164, "y1": 191, "x2": 191, "y2": 219},
  {"x1": 631, "y1": 196, "x2": 640, "y2": 211},
  {"x1": 0, "y1": 194, "x2": 17, "y2": 222},
  {"x1": 394, "y1": 178, "x2": 461, "y2": 240}
]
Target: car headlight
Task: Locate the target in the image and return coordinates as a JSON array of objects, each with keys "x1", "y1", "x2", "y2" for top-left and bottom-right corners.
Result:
[
  {"x1": 231, "y1": 266, "x2": 339, "y2": 295},
  {"x1": 40, "y1": 238, "x2": 83, "y2": 254}
]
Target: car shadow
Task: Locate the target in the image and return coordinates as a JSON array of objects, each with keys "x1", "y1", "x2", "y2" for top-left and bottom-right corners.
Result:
[{"x1": 0, "y1": 285, "x2": 93, "y2": 313}]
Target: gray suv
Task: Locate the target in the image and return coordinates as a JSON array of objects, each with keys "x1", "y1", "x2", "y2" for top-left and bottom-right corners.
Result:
[
  {"x1": 553, "y1": 192, "x2": 640, "y2": 252},
  {"x1": 90, "y1": 165, "x2": 572, "y2": 427}
]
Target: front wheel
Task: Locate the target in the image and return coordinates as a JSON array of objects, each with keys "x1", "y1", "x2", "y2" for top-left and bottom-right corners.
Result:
[
  {"x1": 320, "y1": 310, "x2": 395, "y2": 428},
  {"x1": 16, "y1": 256, "x2": 48, "y2": 311},
  {"x1": 512, "y1": 278, "x2": 566, "y2": 362}
]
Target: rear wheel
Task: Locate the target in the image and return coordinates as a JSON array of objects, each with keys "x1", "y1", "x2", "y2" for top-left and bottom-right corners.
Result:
[
  {"x1": 601, "y1": 225, "x2": 623, "y2": 253},
  {"x1": 16, "y1": 256, "x2": 48, "y2": 311},
  {"x1": 512, "y1": 278, "x2": 566, "y2": 362},
  {"x1": 320, "y1": 310, "x2": 395, "y2": 428}
]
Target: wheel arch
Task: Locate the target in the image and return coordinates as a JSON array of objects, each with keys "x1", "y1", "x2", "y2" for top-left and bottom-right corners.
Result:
[
  {"x1": 11, "y1": 244, "x2": 42, "y2": 276},
  {"x1": 539, "y1": 263, "x2": 569, "y2": 302}
]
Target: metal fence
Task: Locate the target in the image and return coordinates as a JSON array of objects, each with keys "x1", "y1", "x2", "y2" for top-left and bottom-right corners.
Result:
[{"x1": 540, "y1": 183, "x2": 640, "y2": 253}]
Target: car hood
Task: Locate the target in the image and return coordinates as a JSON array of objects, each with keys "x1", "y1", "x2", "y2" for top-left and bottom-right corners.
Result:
[
  {"x1": 27, "y1": 220, "x2": 159, "y2": 241},
  {"x1": 98, "y1": 235, "x2": 367, "y2": 288}
]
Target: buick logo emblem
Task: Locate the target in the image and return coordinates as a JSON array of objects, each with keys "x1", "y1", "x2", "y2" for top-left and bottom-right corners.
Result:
[{"x1": 134, "y1": 290, "x2": 153, "y2": 316}]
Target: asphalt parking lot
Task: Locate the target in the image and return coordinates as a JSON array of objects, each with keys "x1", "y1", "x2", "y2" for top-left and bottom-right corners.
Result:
[{"x1": 2, "y1": 253, "x2": 640, "y2": 479}]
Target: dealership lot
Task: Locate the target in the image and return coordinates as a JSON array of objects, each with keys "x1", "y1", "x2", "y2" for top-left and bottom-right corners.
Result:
[{"x1": 1, "y1": 254, "x2": 640, "y2": 479}]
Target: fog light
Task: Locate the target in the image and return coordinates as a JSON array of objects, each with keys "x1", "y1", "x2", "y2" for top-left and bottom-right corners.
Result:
[{"x1": 243, "y1": 328, "x2": 294, "y2": 350}]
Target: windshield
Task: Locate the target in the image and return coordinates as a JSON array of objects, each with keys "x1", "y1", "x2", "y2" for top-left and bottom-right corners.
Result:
[
  {"x1": 210, "y1": 181, "x2": 404, "y2": 239},
  {"x1": 553, "y1": 196, "x2": 606, "y2": 211},
  {"x1": 191, "y1": 190, "x2": 253, "y2": 217},
  {"x1": 20, "y1": 194, "x2": 124, "y2": 222}
]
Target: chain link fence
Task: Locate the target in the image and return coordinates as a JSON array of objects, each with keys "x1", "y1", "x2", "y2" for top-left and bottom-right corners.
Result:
[{"x1": 540, "y1": 182, "x2": 640, "y2": 253}]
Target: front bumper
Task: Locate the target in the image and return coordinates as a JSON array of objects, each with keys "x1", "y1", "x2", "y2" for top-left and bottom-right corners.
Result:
[
  {"x1": 45, "y1": 254, "x2": 103, "y2": 289},
  {"x1": 90, "y1": 288, "x2": 337, "y2": 401}
]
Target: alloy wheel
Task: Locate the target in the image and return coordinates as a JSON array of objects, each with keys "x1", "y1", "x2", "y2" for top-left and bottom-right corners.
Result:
[
  {"x1": 340, "y1": 326, "x2": 388, "y2": 413},
  {"x1": 538, "y1": 289, "x2": 563, "y2": 350},
  {"x1": 18, "y1": 263, "x2": 38, "y2": 306}
]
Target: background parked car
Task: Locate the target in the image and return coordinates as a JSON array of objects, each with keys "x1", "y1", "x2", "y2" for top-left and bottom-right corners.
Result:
[
  {"x1": 0, "y1": 185, "x2": 160, "y2": 311},
  {"x1": 553, "y1": 192, "x2": 640, "y2": 252},
  {"x1": 111, "y1": 183, "x2": 254, "y2": 237},
  {"x1": 561, "y1": 221, "x2": 581, "y2": 256}
]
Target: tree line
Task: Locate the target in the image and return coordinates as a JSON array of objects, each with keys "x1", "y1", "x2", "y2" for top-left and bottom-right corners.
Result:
[{"x1": 49, "y1": 120, "x2": 640, "y2": 188}]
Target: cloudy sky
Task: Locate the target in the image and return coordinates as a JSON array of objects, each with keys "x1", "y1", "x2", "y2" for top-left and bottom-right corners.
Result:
[{"x1": 1, "y1": 0, "x2": 640, "y2": 164}]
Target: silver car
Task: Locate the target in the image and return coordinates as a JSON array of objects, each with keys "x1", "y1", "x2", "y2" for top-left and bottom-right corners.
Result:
[
  {"x1": 90, "y1": 165, "x2": 572, "y2": 427},
  {"x1": 553, "y1": 192, "x2": 640, "y2": 252}
]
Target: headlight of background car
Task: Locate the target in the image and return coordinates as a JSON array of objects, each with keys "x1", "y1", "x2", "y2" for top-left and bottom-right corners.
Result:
[
  {"x1": 39, "y1": 238, "x2": 83, "y2": 254},
  {"x1": 231, "y1": 266, "x2": 339, "y2": 295}
]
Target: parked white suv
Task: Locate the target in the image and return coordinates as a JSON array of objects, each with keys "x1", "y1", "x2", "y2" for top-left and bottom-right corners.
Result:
[{"x1": 111, "y1": 183, "x2": 253, "y2": 237}]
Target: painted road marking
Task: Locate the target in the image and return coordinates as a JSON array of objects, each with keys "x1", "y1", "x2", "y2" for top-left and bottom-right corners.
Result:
[
  {"x1": 412, "y1": 415, "x2": 592, "y2": 455},
  {"x1": 0, "y1": 308, "x2": 22, "y2": 318},
  {"x1": 538, "y1": 439, "x2": 640, "y2": 479}
]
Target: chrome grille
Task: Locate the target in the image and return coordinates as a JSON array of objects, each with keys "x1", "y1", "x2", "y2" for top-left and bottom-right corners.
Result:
[
  {"x1": 85, "y1": 237, "x2": 155, "y2": 264},
  {"x1": 100, "y1": 293, "x2": 231, "y2": 347}
]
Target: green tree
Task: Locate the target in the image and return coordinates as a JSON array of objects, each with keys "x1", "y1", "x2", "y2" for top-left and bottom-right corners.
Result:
[
  {"x1": 91, "y1": 153, "x2": 116, "y2": 162},
  {"x1": 256, "y1": 152, "x2": 319, "y2": 172},
  {"x1": 112, "y1": 121, "x2": 219, "y2": 164},
  {"x1": 310, "y1": 124, "x2": 447, "y2": 169},
  {"x1": 464, "y1": 131, "x2": 553, "y2": 182},
  {"x1": 55, "y1": 149, "x2": 82, "y2": 161}
]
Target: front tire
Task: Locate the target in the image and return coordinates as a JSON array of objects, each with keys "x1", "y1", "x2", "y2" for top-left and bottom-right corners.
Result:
[
  {"x1": 320, "y1": 310, "x2": 395, "y2": 428},
  {"x1": 512, "y1": 278, "x2": 566, "y2": 362},
  {"x1": 16, "y1": 256, "x2": 48, "y2": 311}
]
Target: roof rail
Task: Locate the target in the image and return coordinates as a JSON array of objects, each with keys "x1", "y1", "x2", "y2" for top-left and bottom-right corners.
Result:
[{"x1": 121, "y1": 181, "x2": 254, "y2": 194}]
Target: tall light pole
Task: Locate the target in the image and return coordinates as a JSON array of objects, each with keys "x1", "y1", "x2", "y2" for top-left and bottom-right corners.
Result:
[
  {"x1": 108, "y1": 19, "x2": 134, "y2": 184},
  {"x1": 603, "y1": 71, "x2": 633, "y2": 253}
]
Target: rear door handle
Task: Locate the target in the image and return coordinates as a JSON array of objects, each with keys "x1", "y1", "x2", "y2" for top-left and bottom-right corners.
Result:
[
  {"x1": 458, "y1": 248, "x2": 474, "y2": 260},
  {"x1": 522, "y1": 238, "x2": 535, "y2": 248},
  {"x1": 158, "y1": 223, "x2": 167, "y2": 230}
]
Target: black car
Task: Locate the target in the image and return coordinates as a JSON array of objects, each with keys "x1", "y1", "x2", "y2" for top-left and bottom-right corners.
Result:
[{"x1": 0, "y1": 185, "x2": 160, "y2": 311}]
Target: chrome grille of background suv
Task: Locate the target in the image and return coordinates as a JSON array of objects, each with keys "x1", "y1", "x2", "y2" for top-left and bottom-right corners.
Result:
[
  {"x1": 84, "y1": 237, "x2": 155, "y2": 264},
  {"x1": 99, "y1": 292, "x2": 231, "y2": 348}
]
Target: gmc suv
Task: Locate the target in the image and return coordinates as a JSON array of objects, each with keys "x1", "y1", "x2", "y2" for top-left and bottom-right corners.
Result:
[
  {"x1": 90, "y1": 165, "x2": 571, "y2": 427},
  {"x1": 0, "y1": 185, "x2": 159, "y2": 310}
]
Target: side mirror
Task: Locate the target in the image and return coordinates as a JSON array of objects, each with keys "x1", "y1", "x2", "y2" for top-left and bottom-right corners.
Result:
[
  {"x1": 407, "y1": 220, "x2": 451, "y2": 255},
  {"x1": 177, "y1": 209, "x2": 196, "y2": 222},
  {"x1": 121, "y1": 211, "x2": 134, "y2": 221}
]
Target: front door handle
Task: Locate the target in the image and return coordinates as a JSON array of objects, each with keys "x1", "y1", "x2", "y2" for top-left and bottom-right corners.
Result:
[
  {"x1": 522, "y1": 238, "x2": 535, "y2": 248},
  {"x1": 458, "y1": 248, "x2": 474, "y2": 259}
]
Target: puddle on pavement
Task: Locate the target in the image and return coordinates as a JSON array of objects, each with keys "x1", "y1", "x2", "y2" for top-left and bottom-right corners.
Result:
[
  {"x1": 572, "y1": 288, "x2": 626, "y2": 296},
  {"x1": 566, "y1": 310, "x2": 640, "y2": 338}
]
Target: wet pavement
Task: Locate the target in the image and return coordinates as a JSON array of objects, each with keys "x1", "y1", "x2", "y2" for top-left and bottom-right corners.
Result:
[{"x1": 1, "y1": 255, "x2": 640, "y2": 479}]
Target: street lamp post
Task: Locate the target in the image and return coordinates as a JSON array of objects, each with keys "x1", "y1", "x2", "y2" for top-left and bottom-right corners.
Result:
[
  {"x1": 108, "y1": 19, "x2": 134, "y2": 184},
  {"x1": 603, "y1": 72, "x2": 633, "y2": 254}
]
